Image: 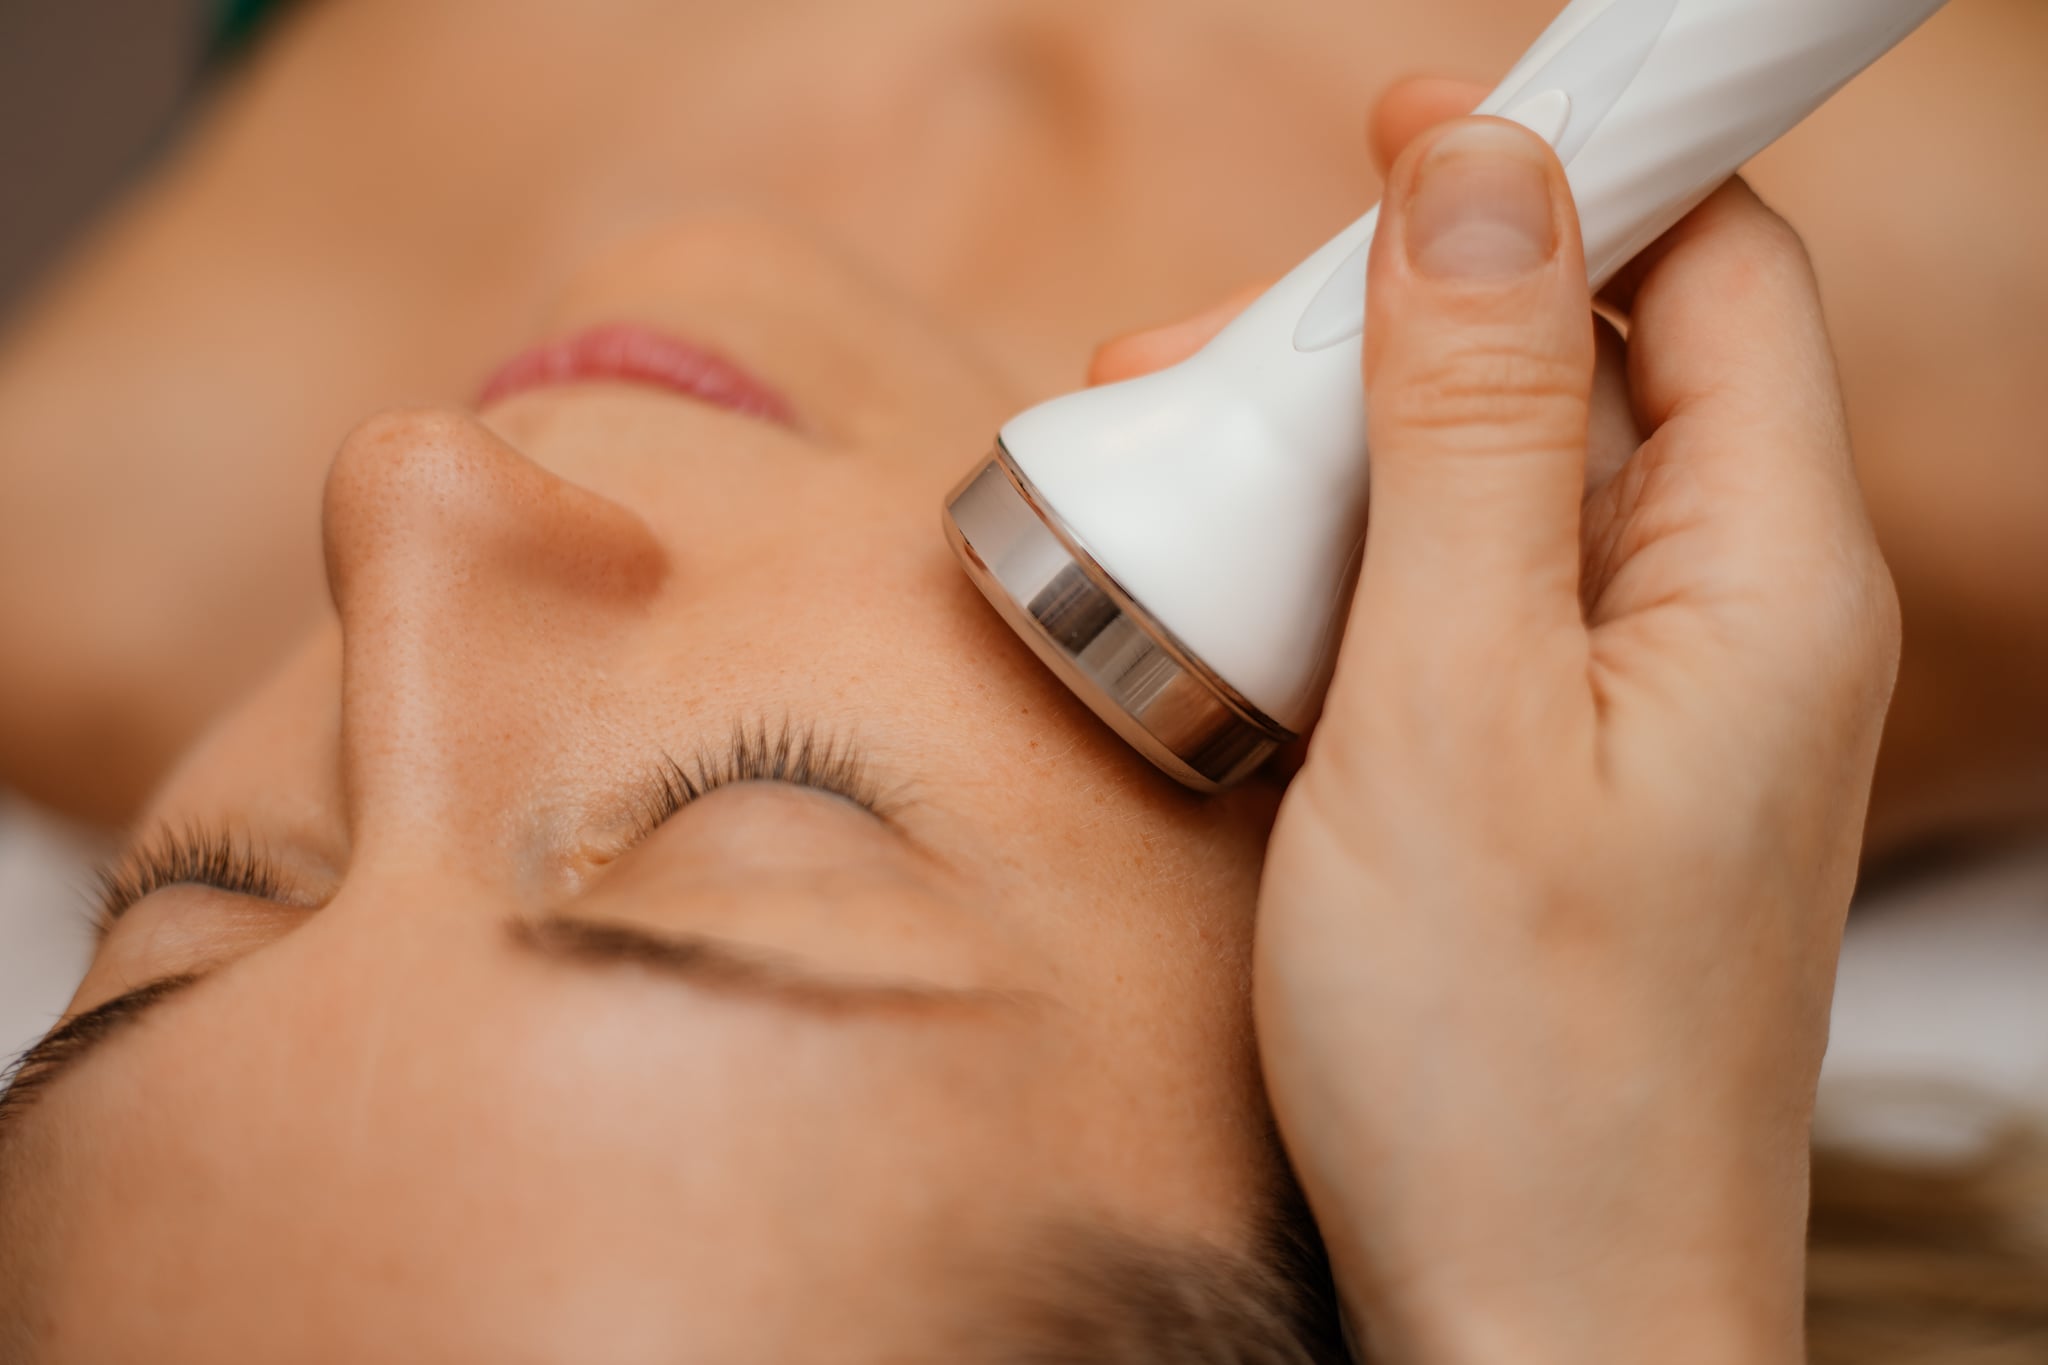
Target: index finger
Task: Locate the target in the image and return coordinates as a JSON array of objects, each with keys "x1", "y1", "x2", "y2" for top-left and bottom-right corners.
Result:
[{"x1": 1602, "y1": 179, "x2": 1851, "y2": 472}]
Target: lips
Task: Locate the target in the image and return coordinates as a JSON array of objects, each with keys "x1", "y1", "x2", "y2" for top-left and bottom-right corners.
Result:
[{"x1": 475, "y1": 322, "x2": 798, "y2": 428}]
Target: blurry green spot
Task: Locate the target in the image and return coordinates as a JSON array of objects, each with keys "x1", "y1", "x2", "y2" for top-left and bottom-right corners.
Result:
[{"x1": 211, "y1": 0, "x2": 292, "y2": 60}]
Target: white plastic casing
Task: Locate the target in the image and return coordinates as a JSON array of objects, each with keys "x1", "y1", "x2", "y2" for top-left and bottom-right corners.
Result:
[{"x1": 997, "y1": 0, "x2": 1947, "y2": 732}]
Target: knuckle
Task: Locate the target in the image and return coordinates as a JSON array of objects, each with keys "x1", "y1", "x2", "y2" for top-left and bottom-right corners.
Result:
[
  {"x1": 1377, "y1": 338, "x2": 1588, "y2": 452},
  {"x1": 1717, "y1": 203, "x2": 1821, "y2": 303},
  {"x1": 1860, "y1": 552, "x2": 1905, "y2": 679},
  {"x1": 1747, "y1": 214, "x2": 1821, "y2": 297},
  {"x1": 1748, "y1": 201, "x2": 1815, "y2": 270},
  {"x1": 1671, "y1": 183, "x2": 1821, "y2": 315},
  {"x1": 1800, "y1": 527, "x2": 1903, "y2": 689}
]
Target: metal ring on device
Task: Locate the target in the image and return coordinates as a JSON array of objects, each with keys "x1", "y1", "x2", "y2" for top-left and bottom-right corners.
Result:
[{"x1": 943, "y1": 441, "x2": 1294, "y2": 791}]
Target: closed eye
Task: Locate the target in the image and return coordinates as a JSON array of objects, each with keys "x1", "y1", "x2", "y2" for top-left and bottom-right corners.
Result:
[
  {"x1": 91, "y1": 720, "x2": 896, "y2": 934},
  {"x1": 94, "y1": 825, "x2": 295, "y2": 933},
  {"x1": 630, "y1": 717, "x2": 895, "y2": 842}
]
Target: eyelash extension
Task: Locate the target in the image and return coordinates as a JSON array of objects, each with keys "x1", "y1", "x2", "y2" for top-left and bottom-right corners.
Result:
[
  {"x1": 92, "y1": 824, "x2": 294, "y2": 932},
  {"x1": 633, "y1": 718, "x2": 889, "y2": 840}
]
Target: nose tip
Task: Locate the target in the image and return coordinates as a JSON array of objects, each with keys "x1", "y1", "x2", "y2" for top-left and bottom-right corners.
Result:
[
  {"x1": 323, "y1": 409, "x2": 666, "y2": 608},
  {"x1": 320, "y1": 409, "x2": 668, "y2": 847}
]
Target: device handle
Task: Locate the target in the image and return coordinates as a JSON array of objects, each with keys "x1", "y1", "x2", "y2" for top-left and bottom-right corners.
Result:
[
  {"x1": 1287, "y1": 0, "x2": 1948, "y2": 352},
  {"x1": 990, "y1": 0, "x2": 1947, "y2": 728}
]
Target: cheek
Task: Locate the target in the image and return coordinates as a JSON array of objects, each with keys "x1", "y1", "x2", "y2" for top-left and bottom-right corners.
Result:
[
  {"x1": 134, "y1": 629, "x2": 349, "y2": 867},
  {"x1": 149, "y1": 629, "x2": 340, "y2": 795}
]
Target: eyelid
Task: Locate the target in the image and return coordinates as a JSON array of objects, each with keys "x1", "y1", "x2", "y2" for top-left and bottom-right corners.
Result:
[
  {"x1": 93, "y1": 824, "x2": 296, "y2": 932},
  {"x1": 93, "y1": 723, "x2": 897, "y2": 925},
  {"x1": 630, "y1": 717, "x2": 893, "y2": 845}
]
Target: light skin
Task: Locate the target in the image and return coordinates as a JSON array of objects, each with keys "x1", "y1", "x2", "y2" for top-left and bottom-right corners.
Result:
[
  {"x1": 1086, "y1": 87, "x2": 1903, "y2": 1361},
  {"x1": 10, "y1": 84, "x2": 1894, "y2": 1363},
  {"x1": 1257, "y1": 116, "x2": 1897, "y2": 1362},
  {"x1": 0, "y1": 0, "x2": 2041, "y2": 845},
  {"x1": 0, "y1": 14, "x2": 2025, "y2": 1361},
  {"x1": 1, "y1": 217, "x2": 1289, "y2": 1361}
]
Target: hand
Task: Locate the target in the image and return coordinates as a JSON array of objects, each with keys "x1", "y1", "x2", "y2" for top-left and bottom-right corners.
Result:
[{"x1": 1234, "y1": 100, "x2": 1900, "y2": 1363}]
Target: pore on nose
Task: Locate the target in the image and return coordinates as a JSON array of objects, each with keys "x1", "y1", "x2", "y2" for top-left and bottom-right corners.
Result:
[{"x1": 319, "y1": 409, "x2": 667, "y2": 838}]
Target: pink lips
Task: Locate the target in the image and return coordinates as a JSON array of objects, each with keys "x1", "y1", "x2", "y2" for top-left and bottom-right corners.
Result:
[{"x1": 474, "y1": 322, "x2": 799, "y2": 428}]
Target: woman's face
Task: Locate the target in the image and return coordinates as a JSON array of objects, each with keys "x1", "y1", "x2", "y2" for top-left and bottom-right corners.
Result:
[{"x1": 1, "y1": 215, "x2": 1289, "y2": 1361}]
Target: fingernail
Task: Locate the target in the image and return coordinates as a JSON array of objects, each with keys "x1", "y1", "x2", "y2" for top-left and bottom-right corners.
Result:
[{"x1": 1406, "y1": 121, "x2": 1558, "y2": 280}]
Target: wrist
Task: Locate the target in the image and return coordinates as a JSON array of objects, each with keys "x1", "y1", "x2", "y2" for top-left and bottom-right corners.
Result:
[
  {"x1": 1297, "y1": 1137, "x2": 1811, "y2": 1365},
  {"x1": 1339, "y1": 1240, "x2": 1806, "y2": 1365},
  {"x1": 1355, "y1": 1289, "x2": 1802, "y2": 1365}
]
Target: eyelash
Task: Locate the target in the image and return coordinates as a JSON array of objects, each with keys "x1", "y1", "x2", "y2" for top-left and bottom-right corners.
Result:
[
  {"x1": 633, "y1": 719, "x2": 886, "y2": 840},
  {"x1": 93, "y1": 824, "x2": 294, "y2": 932},
  {"x1": 91, "y1": 720, "x2": 883, "y2": 928}
]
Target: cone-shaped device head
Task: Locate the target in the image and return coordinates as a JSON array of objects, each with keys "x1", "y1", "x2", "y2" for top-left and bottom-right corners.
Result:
[{"x1": 940, "y1": 316, "x2": 1374, "y2": 790}]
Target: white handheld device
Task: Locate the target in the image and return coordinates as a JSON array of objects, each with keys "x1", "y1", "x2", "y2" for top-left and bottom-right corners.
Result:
[{"x1": 943, "y1": 0, "x2": 1949, "y2": 789}]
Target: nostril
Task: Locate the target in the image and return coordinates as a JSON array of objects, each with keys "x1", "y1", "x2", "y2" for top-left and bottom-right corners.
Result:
[{"x1": 321, "y1": 407, "x2": 667, "y2": 611}]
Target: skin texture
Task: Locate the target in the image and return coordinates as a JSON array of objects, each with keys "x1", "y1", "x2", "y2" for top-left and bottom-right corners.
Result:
[{"x1": 0, "y1": 218, "x2": 1293, "y2": 1360}]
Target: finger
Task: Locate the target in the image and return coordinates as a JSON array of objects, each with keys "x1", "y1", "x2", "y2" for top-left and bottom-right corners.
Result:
[
  {"x1": 1603, "y1": 179, "x2": 1851, "y2": 480},
  {"x1": 1085, "y1": 283, "x2": 1270, "y2": 386},
  {"x1": 1369, "y1": 77, "x2": 1489, "y2": 177},
  {"x1": 1586, "y1": 314, "x2": 1641, "y2": 493},
  {"x1": 1354, "y1": 117, "x2": 1596, "y2": 658},
  {"x1": 1583, "y1": 180, "x2": 1890, "y2": 707}
]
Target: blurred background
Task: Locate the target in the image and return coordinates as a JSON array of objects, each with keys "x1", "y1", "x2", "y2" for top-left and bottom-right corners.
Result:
[
  {"x1": 0, "y1": 2, "x2": 213, "y2": 316},
  {"x1": 0, "y1": 0, "x2": 216, "y2": 1069}
]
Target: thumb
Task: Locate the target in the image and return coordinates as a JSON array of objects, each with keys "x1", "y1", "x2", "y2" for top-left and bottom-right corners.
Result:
[{"x1": 1358, "y1": 118, "x2": 1594, "y2": 657}]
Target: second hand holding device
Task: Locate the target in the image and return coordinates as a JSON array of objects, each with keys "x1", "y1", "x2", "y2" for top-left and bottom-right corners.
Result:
[{"x1": 943, "y1": 0, "x2": 1948, "y2": 789}]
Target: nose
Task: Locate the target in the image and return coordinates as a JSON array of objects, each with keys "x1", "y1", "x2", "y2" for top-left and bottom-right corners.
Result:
[{"x1": 321, "y1": 410, "x2": 667, "y2": 853}]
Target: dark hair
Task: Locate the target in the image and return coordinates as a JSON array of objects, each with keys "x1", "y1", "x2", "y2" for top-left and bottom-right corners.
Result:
[
  {"x1": 987, "y1": 1200, "x2": 1348, "y2": 1364},
  {"x1": 11, "y1": 1117, "x2": 2048, "y2": 1361},
  {"x1": 994, "y1": 1127, "x2": 2048, "y2": 1364}
]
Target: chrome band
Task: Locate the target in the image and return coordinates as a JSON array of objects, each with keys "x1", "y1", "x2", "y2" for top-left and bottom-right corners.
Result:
[{"x1": 942, "y1": 442, "x2": 1294, "y2": 791}]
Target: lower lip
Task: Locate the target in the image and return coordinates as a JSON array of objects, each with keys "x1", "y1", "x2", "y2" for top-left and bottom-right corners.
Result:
[{"x1": 474, "y1": 323, "x2": 799, "y2": 428}]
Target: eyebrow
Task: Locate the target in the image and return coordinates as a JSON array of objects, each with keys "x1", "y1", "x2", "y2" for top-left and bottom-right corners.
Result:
[
  {"x1": 0, "y1": 914, "x2": 1016, "y2": 1150},
  {"x1": 510, "y1": 915, "x2": 1021, "y2": 1013},
  {"x1": 0, "y1": 973, "x2": 206, "y2": 1148}
]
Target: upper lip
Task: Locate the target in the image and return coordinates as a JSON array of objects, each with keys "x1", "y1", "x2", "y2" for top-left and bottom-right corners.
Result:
[{"x1": 474, "y1": 322, "x2": 800, "y2": 429}]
